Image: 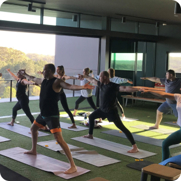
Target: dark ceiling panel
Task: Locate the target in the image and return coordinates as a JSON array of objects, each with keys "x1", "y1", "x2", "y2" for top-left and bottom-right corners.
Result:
[{"x1": 2, "y1": 0, "x2": 181, "y2": 25}]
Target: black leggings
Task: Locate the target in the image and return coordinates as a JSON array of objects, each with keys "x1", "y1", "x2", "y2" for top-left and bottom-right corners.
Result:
[
  {"x1": 59, "y1": 92, "x2": 75, "y2": 124},
  {"x1": 116, "y1": 99, "x2": 124, "y2": 114},
  {"x1": 12, "y1": 96, "x2": 34, "y2": 123},
  {"x1": 75, "y1": 95, "x2": 97, "y2": 110},
  {"x1": 88, "y1": 108, "x2": 135, "y2": 145}
]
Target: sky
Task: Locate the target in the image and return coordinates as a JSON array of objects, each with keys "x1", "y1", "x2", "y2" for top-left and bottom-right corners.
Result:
[{"x1": 0, "y1": 30, "x2": 56, "y2": 56}]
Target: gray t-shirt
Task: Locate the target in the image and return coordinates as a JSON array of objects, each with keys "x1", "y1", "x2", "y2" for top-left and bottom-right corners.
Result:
[{"x1": 160, "y1": 78, "x2": 181, "y2": 104}]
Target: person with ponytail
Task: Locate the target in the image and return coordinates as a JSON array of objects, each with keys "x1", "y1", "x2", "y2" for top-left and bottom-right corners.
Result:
[
  {"x1": 56, "y1": 65, "x2": 77, "y2": 129},
  {"x1": 73, "y1": 68, "x2": 98, "y2": 116},
  {"x1": 6, "y1": 69, "x2": 36, "y2": 127}
]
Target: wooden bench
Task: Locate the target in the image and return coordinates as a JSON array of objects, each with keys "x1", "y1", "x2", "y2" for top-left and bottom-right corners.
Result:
[
  {"x1": 122, "y1": 95, "x2": 165, "y2": 107},
  {"x1": 141, "y1": 164, "x2": 181, "y2": 181}
]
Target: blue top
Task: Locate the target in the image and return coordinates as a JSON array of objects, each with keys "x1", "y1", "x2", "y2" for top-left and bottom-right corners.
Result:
[{"x1": 160, "y1": 78, "x2": 181, "y2": 104}]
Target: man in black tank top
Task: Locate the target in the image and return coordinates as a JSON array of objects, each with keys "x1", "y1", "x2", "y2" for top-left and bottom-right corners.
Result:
[
  {"x1": 79, "y1": 71, "x2": 140, "y2": 153},
  {"x1": 19, "y1": 64, "x2": 94, "y2": 174}
]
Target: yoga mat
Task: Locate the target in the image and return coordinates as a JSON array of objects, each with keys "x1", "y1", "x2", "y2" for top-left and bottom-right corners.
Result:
[
  {"x1": 37, "y1": 140, "x2": 120, "y2": 167},
  {"x1": 97, "y1": 121, "x2": 113, "y2": 126},
  {"x1": 127, "y1": 161, "x2": 154, "y2": 171},
  {"x1": 72, "y1": 137, "x2": 156, "y2": 159},
  {"x1": 102, "y1": 130, "x2": 181, "y2": 148},
  {"x1": 0, "y1": 147, "x2": 90, "y2": 179},
  {"x1": 60, "y1": 114, "x2": 84, "y2": 121},
  {"x1": 0, "y1": 122, "x2": 49, "y2": 138},
  {"x1": 60, "y1": 114, "x2": 85, "y2": 121},
  {"x1": 88, "y1": 177, "x2": 109, "y2": 181},
  {"x1": 121, "y1": 117, "x2": 138, "y2": 122},
  {"x1": 131, "y1": 124, "x2": 176, "y2": 134},
  {"x1": 60, "y1": 122, "x2": 88, "y2": 131},
  {"x1": 0, "y1": 112, "x2": 40, "y2": 119},
  {"x1": 164, "y1": 122, "x2": 179, "y2": 127},
  {"x1": 0, "y1": 136, "x2": 10, "y2": 142},
  {"x1": 0, "y1": 164, "x2": 31, "y2": 181}
]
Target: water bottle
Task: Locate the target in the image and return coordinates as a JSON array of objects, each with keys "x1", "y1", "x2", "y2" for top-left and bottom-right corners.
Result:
[{"x1": 84, "y1": 113, "x2": 87, "y2": 125}]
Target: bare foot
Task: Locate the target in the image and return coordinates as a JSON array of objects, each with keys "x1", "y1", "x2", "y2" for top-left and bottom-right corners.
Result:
[
  {"x1": 24, "y1": 150, "x2": 37, "y2": 155},
  {"x1": 68, "y1": 124, "x2": 77, "y2": 129},
  {"x1": 127, "y1": 148, "x2": 139, "y2": 153},
  {"x1": 64, "y1": 166, "x2": 77, "y2": 174},
  {"x1": 149, "y1": 125, "x2": 159, "y2": 129},
  {"x1": 7, "y1": 121, "x2": 14, "y2": 126},
  {"x1": 83, "y1": 134, "x2": 93, "y2": 139}
]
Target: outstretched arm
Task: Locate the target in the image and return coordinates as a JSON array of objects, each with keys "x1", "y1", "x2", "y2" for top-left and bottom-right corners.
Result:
[
  {"x1": 53, "y1": 79, "x2": 94, "y2": 92},
  {"x1": 21, "y1": 79, "x2": 37, "y2": 86},
  {"x1": 6, "y1": 69, "x2": 18, "y2": 81},
  {"x1": 20, "y1": 69, "x2": 43, "y2": 85},
  {"x1": 63, "y1": 75, "x2": 77, "y2": 80},
  {"x1": 79, "y1": 74, "x2": 98, "y2": 86},
  {"x1": 141, "y1": 90, "x2": 175, "y2": 100},
  {"x1": 134, "y1": 86, "x2": 165, "y2": 92},
  {"x1": 140, "y1": 77, "x2": 161, "y2": 83},
  {"x1": 119, "y1": 86, "x2": 140, "y2": 93}
]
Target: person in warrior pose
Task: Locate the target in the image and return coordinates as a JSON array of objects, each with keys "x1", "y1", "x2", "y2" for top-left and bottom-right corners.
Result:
[
  {"x1": 20, "y1": 64, "x2": 94, "y2": 173},
  {"x1": 141, "y1": 88, "x2": 181, "y2": 161},
  {"x1": 94, "y1": 68, "x2": 133, "y2": 119},
  {"x1": 79, "y1": 71, "x2": 139, "y2": 153},
  {"x1": 73, "y1": 68, "x2": 98, "y2": 118},
  {"x1": 141, "y1": 69, "x2": 181, "y2": 129},
  {"x1": 38, "y1": 65, "x2": 77, "y2": 128},
  {"x1": 6, "y1": 69, "x2": 36, "y2": 127},
  {"x1": 55, "y1": 66, "x2": 78, "y2": 128}
]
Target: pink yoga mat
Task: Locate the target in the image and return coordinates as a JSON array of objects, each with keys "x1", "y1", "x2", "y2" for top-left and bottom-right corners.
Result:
[{"x1": 0, "y1": 147, "x2": 90, "y2": 179}]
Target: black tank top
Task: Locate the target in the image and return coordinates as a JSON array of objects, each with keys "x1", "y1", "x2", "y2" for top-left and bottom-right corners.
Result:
[
  {"x1": 16, "y1": 79, "x2": 27, "y2": 99},
  {"x1": 59, "y1": 88, "x2": 64, "y2": 94},
  {"x1": 40, "y1": 77, "x2": 59, "y2": 117}
]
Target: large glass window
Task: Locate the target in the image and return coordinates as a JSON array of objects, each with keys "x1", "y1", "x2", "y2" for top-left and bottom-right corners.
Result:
[
  {"x1": 0, "y1": 4, "x2": 40, "y2": 24},
  {"x1": 139, "y1": 23, "x2": 156, "y2": 35},
  {"x1": 111, "y1": 53, "x2": 143, "y2": 71},
  {"x1": 168, "y1": 53, "x2": 181, "y2": 73},
  {"x1": 80, "y1": 14, "x2": 103, "y2": 30},
  {"x1": 44, "y1": 9, "x2": 78, "y2": 27},
  {"x1": 111, "y1": 18, "x2": 136, "y2": 33}
]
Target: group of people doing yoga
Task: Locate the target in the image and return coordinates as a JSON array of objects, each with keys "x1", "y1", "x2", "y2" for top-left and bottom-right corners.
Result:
[{"x1": 0, "y1": 66, "x2": 180, "y2": 173}]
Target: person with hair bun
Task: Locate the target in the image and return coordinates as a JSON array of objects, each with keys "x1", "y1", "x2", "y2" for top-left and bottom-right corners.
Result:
[
  {"x1": 55, "y1": 65, "x2": 78, "y2": 129},
  {"x1": 73, "y1": 67, "x2": 98, "y2": 116}
]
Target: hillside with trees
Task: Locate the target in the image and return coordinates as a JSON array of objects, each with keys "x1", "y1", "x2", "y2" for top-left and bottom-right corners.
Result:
[{"x1": 0, "y1": 47, "x2": 54, "y2": 98}]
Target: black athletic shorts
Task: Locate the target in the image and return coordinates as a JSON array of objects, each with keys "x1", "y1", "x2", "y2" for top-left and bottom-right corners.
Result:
[{"x1": 34, "y1": 114, "x2": 61, "y2": 133}]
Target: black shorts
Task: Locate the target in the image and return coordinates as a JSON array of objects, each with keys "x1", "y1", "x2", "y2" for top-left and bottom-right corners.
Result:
[{"x1": 34, "y1": 114, "x2": 61, "y2": 133}]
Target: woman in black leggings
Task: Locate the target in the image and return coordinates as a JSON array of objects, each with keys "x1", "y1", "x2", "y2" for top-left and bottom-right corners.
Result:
[
  {"x1": 6, "y1": 69, "x2": 36, "y2": 126},
  {"x1": 55, "y1": 66, "x2": 77, "y2": 128},
  {"x1": 73, "y1": 68, "x2": 97, "y2": 116}
]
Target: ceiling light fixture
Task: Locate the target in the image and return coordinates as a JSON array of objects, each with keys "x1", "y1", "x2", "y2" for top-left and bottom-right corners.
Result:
[
  {"x1": 72, "y1": 15, "x2": 78, "y2": 22},
  {"x1": 28, "y1": 2, "x2": 36, "y2": 12},
  {"x1": 174, "y1": 2, "x2": 181, "y2": 14},
  {"x1": 155, "y1": 22, "x2": 159, "y2": 28},
  {"x1": 121, "y1": 17, "x2": 126, "y2": 23}
]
